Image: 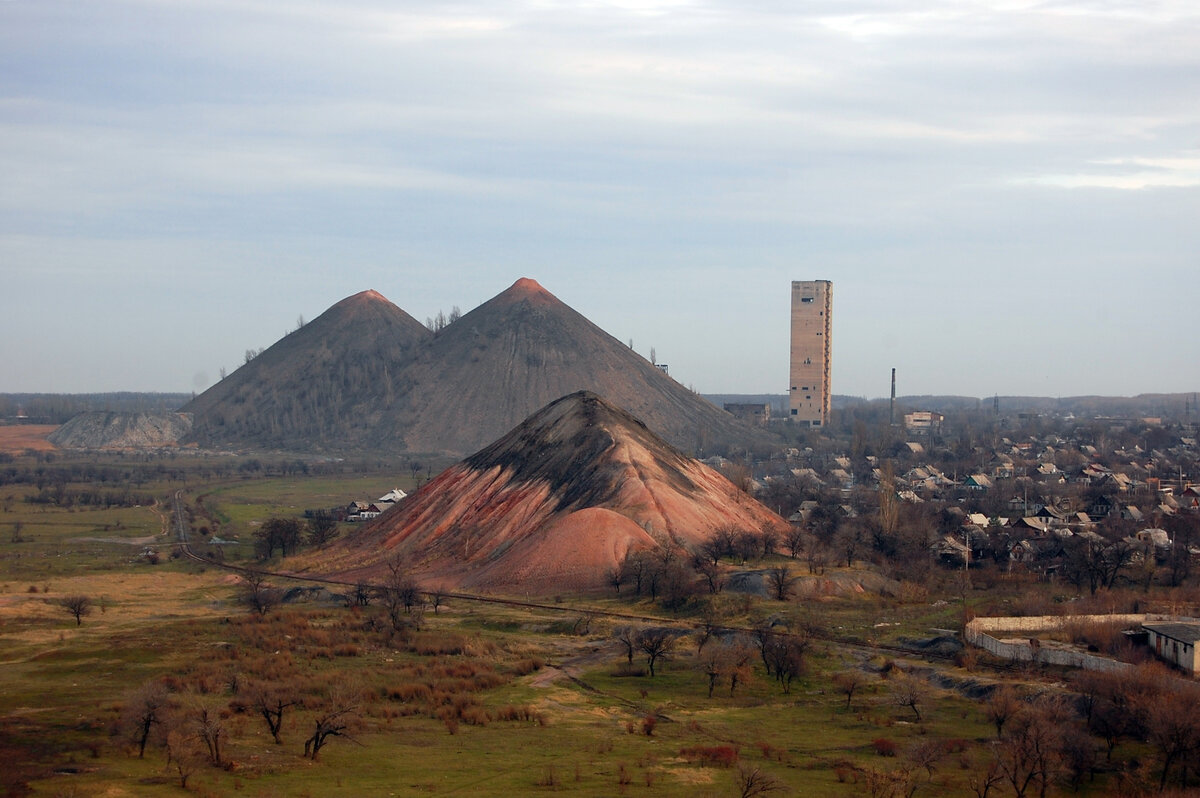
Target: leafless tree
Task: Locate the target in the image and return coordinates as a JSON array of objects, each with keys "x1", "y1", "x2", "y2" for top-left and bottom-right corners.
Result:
[
  {"x1": 614, "y1": 626, "x2": 639, "y2": 666},
  {"x1": 736, "y1": 764, "x2": 786, "y2": 797},
  {"x1": 306, "y1": 512, "x2": 339, "y2": 547},
  {"x1": 968, "y1": 760, "x2": 1003, "y2": 798},
  {"x1": 10, "y1": 520, "x2": 24, "y2": 543},
  {"x1": 190, "y1": 702, "x2": 226, "y2": 766},
  {"x1": 766, "y1": 566, "x2": 795, "y2": 602},
  {"x1": 620, "y1": 550, "x2": 650, "y2": 595},
  {"x1": 122, "y1": 680, "x2": 170, "y2": 758},
  {"x1": 784, "y1": 525, "x2": 805, "y2": 559},
  {"x1": 698, "y1": 644, "x2": 725, "y2": 698},
  {"x1": 637, "y1": 628, "x2": 677, "y2": 677},
  {"x1": 986, "y1": 685, "x2": 1023, "y2": 739},
  {"x1": 163, "y1": 726, "x2": 202, "y2": 789},
  {"x1": 763, "y1": 635, "x2": 809, "y2": 694},
  {"x1": 247, "y1": 682, "x2": 300, "y2": 745},
  {"x1": 238, "y1": 572, "x2": 282, "y2": 617},
  {"x1": 759, "y1": 524, "x2": 781, "y2": 558},
  {"x1": 303, "y1": 689, "x2": 360, "y2": 760},
  {"x1": 890, "y1": 675, "x2": 928, "y2": 723},
  {"x1": 906, "y1": 738, "x2": 945, "y2": 780},
  {"x1": 693, "y1": 556, "x2": 726, "y2": 595},
  {"x1": 992, "y1": 697, "x2": 1069, "y2": 798},
  {"x1": 379, "y1": 556, "x2": 423, "y2": 634},
  {"x1": 833, "y1": 669, "x2": 866, "y2": 710},
  {"x1": 56, "y1": 594, "x2": 93, "y2": 626},
  {"x1": 695, "y1": 601, "x2": 725, "y2": 651},
  {"x1": 1145, "y1": 681, "x2": 1200, "y2": 790}
]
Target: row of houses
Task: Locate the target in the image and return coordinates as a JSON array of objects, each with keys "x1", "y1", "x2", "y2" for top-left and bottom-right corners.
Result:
[{"x1": 343, "y1": 488, "x2": 408, "y2": 522}]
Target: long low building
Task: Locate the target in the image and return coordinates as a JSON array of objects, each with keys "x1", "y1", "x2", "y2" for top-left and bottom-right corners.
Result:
[{"x1": 1143, "y1": 622, "x2": 1200, "y2": 674}]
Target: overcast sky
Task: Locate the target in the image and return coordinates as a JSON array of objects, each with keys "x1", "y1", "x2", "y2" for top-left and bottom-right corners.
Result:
[{"x1": 2, "y1": 0, "x2": 1197, "y2": 400}]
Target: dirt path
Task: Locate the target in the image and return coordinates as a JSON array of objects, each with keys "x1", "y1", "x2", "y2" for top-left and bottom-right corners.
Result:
[{"x1": 529, "y1": 638, "x2": 618, "y2": 688}]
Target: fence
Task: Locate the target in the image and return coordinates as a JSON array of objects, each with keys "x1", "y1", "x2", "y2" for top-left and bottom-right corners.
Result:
[{"x1": 964, "y1": 613, "x2": 1189, "y2": 673}]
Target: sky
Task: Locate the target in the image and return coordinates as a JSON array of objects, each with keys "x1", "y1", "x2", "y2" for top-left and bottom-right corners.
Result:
[{"x1": 2, "y1": 0, "x2": 1197, "y2": 400}]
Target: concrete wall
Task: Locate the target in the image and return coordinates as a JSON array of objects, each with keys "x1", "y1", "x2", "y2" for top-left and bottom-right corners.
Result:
[{"x1": 965, "y1": 613, "x2": 1188, "y2": 674}]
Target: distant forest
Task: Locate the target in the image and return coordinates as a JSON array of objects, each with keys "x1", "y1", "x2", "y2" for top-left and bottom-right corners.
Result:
[
  {"x1": 706, "y1": 393, "x2": 1199, "y2": 420},
  {"x1": 0, "y1": 393, "x2": 192, "y2": 424},
  {"x1": 1, "y1": 390, "x2": 1194, "y2": 428}
]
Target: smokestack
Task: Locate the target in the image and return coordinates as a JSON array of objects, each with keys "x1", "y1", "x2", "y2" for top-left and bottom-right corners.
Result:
[{"x1": 890, "y1": 368, "x2": 896, "y2": 425}]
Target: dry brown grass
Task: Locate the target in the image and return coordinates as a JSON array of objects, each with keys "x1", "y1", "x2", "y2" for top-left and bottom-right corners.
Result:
[{"x1": 0, "y1": 425, "x2": 58, "y2": 453}]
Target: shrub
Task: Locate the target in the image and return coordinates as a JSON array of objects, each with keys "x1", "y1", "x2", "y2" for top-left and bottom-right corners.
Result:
[
  {"x1": 679, "y1": 745, "x2": 739, "y2": 767},
  {"x1": 872, "y1": 738, "x2": 898, "y2": 757},
  {"x1": 512, "y1": 657, "x2": 544, "y2": 676}
]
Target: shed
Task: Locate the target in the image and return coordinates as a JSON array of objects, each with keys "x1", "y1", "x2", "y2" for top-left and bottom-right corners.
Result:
[{"x1": 1143, "y1": 622, "x2": 1200, "y2": 674}]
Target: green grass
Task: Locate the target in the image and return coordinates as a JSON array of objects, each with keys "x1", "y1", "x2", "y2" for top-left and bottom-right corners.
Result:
[{"x1": 0, "y1": 452, "x2": 1148, "y2": 796}]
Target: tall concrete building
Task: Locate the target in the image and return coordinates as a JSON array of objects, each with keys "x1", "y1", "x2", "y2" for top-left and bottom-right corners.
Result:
[{"x1": 789, "y1": 280, "x2": 832, "y2": 427}]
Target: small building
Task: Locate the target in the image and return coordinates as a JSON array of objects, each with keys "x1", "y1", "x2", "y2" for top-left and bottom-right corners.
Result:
[
  {"x1": 723, "y1": 403, "x2": 771, "y2": 427},
  {"x1": 904, "y1": 411, "x2": 944, "y2": 434},
  {"x1": 1143, "y1": 622, "x2": 1200, "y2": 673}
]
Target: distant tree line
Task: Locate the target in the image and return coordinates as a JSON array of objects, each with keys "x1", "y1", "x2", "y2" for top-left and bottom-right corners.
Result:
[
  {"x1": 0, "y1": 392, "x2": 192, "y2": 424},
  {"x1": 253, "y1": 514, "x2": 340, "y2": 560},
  {"x1": 24, "y1": 486, "x2": 154, "y2": 509}
]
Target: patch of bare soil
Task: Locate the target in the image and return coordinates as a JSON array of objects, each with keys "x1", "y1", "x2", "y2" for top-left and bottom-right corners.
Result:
[
  {"x1": 0, "y1": 425, "x2": 58, "y2": 453},
  {"x1": 528, "y1": 639, "x2": 619, "y2": 688}
]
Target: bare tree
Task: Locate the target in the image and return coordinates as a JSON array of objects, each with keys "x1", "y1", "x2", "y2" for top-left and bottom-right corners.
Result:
[
  {"x1": 247, "y1": 682, "x2": 300, "y2": 744},
  {"x1": 637, "y1": 628, "x2": 677, "y2": 677},
  {"x1": 766, "y1": 566, "x2": 795, "y2": 602},
  {"x1": 56, "y1": 594, "x2": 93, "y2": 626},
  {"x1": 986, "y1": 685, "x2": 1023, "y2": 739},
  {"x1": 303, "y1": 691, "x2": 359, "y2": 760},
  {"x1": 784, "y1": 525, "x2": 805, "y2": 559},
  {"x1": 606, "y1": 566, "x2": 625, "y2": 595},
  {"x1": 833, "y1": 669, "x2": 865, "y2": 710},
  {"x1": 763, "y1": 635, "x2": 809, "y2": 694},
  {"x1": 10, "y1": 520, "x2": 24, "y2": 543},
  {"x1": 968, "y1": 759, "x2": 1003, "y2": 798},
  {"x1": 614, "y1": 626, "x2": 639, "y2": 667},
  {"x1": 163, "y1": 726, "x2": 202, "y2": 789},
  {"x1": 695, "y1": 601, "x2": 725, "y2": 651},
  {"x1": 306, "y1": 512, "x2": 339, "y2": 547},
  {"x1": 122, "y1": 680, "x2": 170, "y2": 758},
  {"x1": 189, "y1": 702, "x2": 226, "y2": 766},
  {"x1": 992, "y1": 697, "x2": 1068, "y2": 798},
  {"x1": 238, "y1": 572, "x2": 282, "y2": 617},
  {"x1": 693, "y1": 556, "x2": 726, "y2": 595},
  {"x1": 890, "y1": 675, "x2": 928, "y2": 723},
  {"x1": 736, "y1": 764, "x2": 786, "y2": 797},
  {"x1": 760, "y1": 524, "x2": 781, "y2": 558},
  {"x1": 1145, "y1": 681, "x2": 1200, "y2": 790},
  {"x1": 379, "y1": 556, "x2": 423, "y2": 634}
]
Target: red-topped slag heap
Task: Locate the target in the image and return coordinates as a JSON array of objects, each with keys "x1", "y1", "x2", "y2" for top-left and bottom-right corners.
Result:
[
  {"x1": 184, "y1": 278, "x2": 769, "y2": 456},
  {"x1": 299, "y1": 391, "x2": 785, "y2": 593}
]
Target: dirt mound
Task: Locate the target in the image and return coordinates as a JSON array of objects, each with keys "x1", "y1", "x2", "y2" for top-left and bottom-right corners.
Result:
[
  {"x1": 184, "y1": 279, "x2": 770, "y2": 456},
  {"x1": 184, "y1": 289, "x2": 430, "y2": 452},
  {"x1": 48, "y1": 412, "x2": 192, "y2": 449},
  {"x1": 297, "y1": 391, "x2": 785, "y2": 593}
]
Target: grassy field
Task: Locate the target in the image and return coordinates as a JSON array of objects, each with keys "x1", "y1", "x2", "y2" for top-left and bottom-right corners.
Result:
[{"x1": 0, "y1": 444, "x2": 1166, "y2": 797}]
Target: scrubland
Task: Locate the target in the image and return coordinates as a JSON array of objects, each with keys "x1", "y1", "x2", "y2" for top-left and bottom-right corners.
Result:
[{"x1": 2, "y1": 444, "x2": 1198, "y2": 797}]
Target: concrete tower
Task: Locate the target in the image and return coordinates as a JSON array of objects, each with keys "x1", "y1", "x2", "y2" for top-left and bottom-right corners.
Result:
[{"x1": 789, "y1": 280, "x2": 832, "y2": 427}]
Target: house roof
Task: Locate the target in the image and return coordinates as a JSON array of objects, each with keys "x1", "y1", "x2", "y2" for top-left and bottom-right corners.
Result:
[{"x1": 1144, "y1": 623, "x2": 1200, "y2": 645}]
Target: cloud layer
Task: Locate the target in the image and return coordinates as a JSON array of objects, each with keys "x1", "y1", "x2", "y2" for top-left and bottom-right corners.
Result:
[{"x1": 2, "y1": 0, "x2": 1197, "y2": 397}]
